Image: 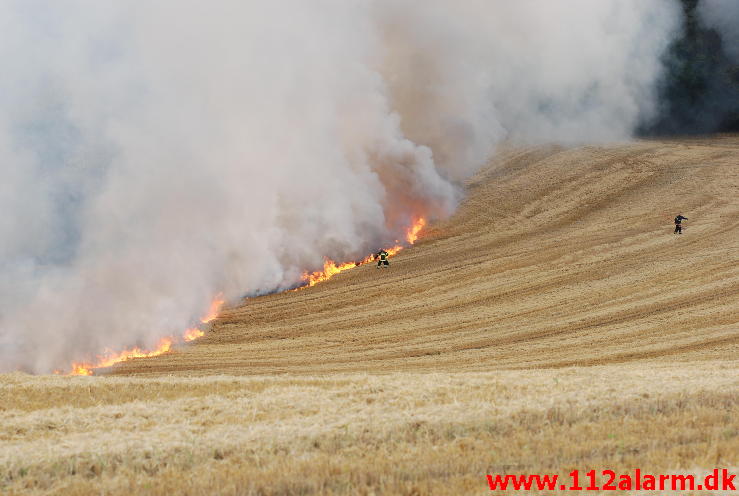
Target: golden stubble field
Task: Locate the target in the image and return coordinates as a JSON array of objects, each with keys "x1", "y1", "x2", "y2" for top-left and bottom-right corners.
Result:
[{"x1": 2, "y1": 137, "x2": 738, "y2": 495}]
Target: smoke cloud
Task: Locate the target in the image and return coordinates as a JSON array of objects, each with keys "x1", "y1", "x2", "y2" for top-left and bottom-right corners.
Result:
[
  {"x1": 699, "y1": 0, "x2": 739, "y2": 62},
  {"x1": 640, "y1": 0, "x2": 739, "y2": 134},
  {"x1": 0, "y1": 0, "x2": 679, "y2": 373}
]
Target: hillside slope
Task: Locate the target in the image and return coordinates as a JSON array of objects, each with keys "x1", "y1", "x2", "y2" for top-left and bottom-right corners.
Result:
[
  {"x1": 117, "y1": 137, "x2": 739, "y2": 375},
  {"x1": 3, "y1": 137, "x2": 737, "y2": 496}
]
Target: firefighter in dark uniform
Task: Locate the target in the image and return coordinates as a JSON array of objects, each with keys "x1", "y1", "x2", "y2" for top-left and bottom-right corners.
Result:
[
  {"x1": 674, "y1": 214, "x2": 688, "y2": 234},
  {"x1": 375, "y1": 249, "x2": 389, "y2": 268}
]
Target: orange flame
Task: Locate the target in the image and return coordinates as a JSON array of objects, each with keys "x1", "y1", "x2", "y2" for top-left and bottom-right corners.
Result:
[
  {"x1": 183, "y1": 328, "x2": 205, "y2": 342},
  {"x1": 63, "y1": 294, "x2": 225, "y2": 376},
  {"x1": 298, "y1": 217, "x2": 426, "y2": 289},
  {"x1": 301, "y1": 257, "x2": 368, "y2": 288},
  {"x1": 201, "y1": 293, "x2": 225, "y2": 323},
  {"x1": 67, "y1": 337, "x2": 173, "y2": 376},
  {"x1": 61, "y1": 217, "x2": 426, "y2": 375},
  {"x1": 405, "y1": 217, "x2": 426, "y2": 244}
]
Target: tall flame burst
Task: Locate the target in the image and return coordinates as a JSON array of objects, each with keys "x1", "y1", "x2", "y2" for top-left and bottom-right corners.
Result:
[
  {"x1": 180, "y1": 293, "x2": 225, "y2": 343},
  {"x1": 200, "y1": 293, "x2": 225, "y2": 324},
  {"x1": 61, "y1": 218, "x2": 425, "y2": 375}
]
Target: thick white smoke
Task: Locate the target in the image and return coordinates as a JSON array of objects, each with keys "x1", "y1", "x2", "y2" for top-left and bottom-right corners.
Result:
[{"x1": 0, "y1": 0, "x2": 679, "y2": 373}]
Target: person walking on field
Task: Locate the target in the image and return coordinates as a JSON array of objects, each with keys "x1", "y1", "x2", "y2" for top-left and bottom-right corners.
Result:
[
  {"x1": 674, "y1": 214, "x2": 688, "y2": 234},
  {"x1": 375, "y1": 249, "x2": 389, "y2": 268}
]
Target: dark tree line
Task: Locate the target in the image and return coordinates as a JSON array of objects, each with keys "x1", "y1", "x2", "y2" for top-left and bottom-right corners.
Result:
[{"x1": 639, "y1": 0, "x2": 739, "y2": 135}]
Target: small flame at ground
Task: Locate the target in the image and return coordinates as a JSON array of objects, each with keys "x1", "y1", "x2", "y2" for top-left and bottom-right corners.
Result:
[
  {"x1": 301, "y1": 257, "x2": 371, "y2": 288},
  {"x1": 60, "y1": 295, "x2": 223, "y2": 376},
  {"x1": 183, "y1": 328, "x2": 205, "y2": 342},
  {"x1": 59, "y1": 217, "x2": 426, "y2": 376},
  {"x1": 65, "y1": 337, "x2": 174, "y2": 376}
]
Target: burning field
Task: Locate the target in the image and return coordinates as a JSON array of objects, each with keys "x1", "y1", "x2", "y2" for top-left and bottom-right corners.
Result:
[
  {"x1": 56, "y1": 218, "x2": 426, "y2": 377},
  {"x1": 2, "y1": 138, "x2": 737, "y2": 495}
]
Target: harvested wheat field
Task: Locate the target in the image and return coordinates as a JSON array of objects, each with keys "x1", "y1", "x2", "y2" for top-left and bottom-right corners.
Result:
[{"x1": 2, "y1": 138, "x2": 738, "y2": 495}]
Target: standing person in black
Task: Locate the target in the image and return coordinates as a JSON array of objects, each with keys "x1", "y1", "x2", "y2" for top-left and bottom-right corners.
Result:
[
  {"x1": 674, "y1": 214, "x2": 688, "y2": 234},
  {"x1": 375, "y1": 249, "x2": 389, "y2": 268}
]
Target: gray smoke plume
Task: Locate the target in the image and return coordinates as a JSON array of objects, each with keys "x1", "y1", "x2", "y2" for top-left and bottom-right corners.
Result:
[
  {"x1": 699, "y1": 0, "x2": 739, "y2": 62},
  {"x1": 0, "y1": 0, "x2": 679, "y2": 373},
  {"x1": 639, "y1": 0, "x2": 739, "y2": 134}
]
